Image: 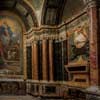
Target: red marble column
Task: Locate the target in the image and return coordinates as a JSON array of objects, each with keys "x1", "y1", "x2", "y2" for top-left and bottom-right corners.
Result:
[
  {"x1": 32, "y1": 41, "x2": 38, "y2": 80},
  {"x1": 87, "y1": 0, "x2": 99, "y2": 86},
  {"x1": 42, "y1": 40, "x2": 48, "y2": 81},
  {"x1": 49, "y1": 40, "x2": 54, "y2": 81}
]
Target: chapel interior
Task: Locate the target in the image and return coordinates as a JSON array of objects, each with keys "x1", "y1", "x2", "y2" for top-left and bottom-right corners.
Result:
[{"x1": 0, "y1": 0, "x2": 100, "y2": 100}]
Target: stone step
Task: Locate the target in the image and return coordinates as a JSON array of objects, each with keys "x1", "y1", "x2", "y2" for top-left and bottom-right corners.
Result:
[
  {"x1": 0, "y1": 95, "x2": 38, "y2": 100},
  {"x1": 0, "y1": 95, "x2": 64, "y2": 100}
]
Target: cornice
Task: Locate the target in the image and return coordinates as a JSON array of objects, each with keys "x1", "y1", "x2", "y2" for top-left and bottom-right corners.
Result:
[{"x1": 24, "y1": 10, "x2": 87, "y2": 35}]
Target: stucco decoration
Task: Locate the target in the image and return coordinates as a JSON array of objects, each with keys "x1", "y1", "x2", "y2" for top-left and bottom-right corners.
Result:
[{"x1": 67, "y1": 14, "x2": 89, "y2": 65}]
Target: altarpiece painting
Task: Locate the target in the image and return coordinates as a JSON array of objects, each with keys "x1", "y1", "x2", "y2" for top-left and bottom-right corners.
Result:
[{"x1": 0, "y1": 11, "x2": 24, "y2": 77}]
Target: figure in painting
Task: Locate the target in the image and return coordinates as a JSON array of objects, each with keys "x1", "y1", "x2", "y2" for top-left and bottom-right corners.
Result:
[
  {"x1": 0, "y1": 22, "x2": 11, "y2": 46},
  {"x1": 0, "y1": 22, "x2": 11, "y2": 67}
]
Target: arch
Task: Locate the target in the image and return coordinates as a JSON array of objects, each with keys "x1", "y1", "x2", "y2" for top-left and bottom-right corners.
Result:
[
  {"x1": 0, "y1": 0, "x2": 39, "y2": 30},
  {"x1": 41, "y1": 0, "x2": 66, "y2": 26},
  {"x1": 41, "y1": 0, "x2": 86, "y2": 25},
  {"x1": 18, "y1": 0, "x2": 39, "y2": 27}
]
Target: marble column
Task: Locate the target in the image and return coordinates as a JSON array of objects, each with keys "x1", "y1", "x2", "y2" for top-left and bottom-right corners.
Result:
[
  {"x1": 49, "y1": 39, "x2": 54, "y2": 81},
  {"x1": 86, "y1": 0, "x2": 99, "y2": 86},
  {"x1": 32, "y1": 41, "x2": 38, "y2": 80},
  {"x1": 42, "y1": 40, "x2": 48, "y2": 80}
]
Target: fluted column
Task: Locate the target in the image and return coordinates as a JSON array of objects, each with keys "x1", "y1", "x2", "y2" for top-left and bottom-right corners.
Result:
[
  {"x1": 32, "y1": 41, "x2": 38, "y2": 80},
  {"x1": 49, "y1": 39, "x2": 54, "y2": 81},
  {"x1": 42, "y1": 40, "x2": 48, "y2": 80}
]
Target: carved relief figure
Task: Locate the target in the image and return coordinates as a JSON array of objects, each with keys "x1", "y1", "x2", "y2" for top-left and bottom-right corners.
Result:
[
  {"x1": 74, "y1": 26, "x2": 88, "y2": 49},
  {"x1": 68, "y1": 24, "x2": 89, "y2": 63}
]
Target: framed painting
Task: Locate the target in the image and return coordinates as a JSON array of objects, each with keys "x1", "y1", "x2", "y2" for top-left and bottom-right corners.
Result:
[{"x1": 0, "y1": 11, "x2": 25, "y2": 78}]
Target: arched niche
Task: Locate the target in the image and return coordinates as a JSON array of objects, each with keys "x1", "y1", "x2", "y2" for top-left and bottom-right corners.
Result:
[{"x1": 0, "y1": 0, "x2": 38, "y2": 79}]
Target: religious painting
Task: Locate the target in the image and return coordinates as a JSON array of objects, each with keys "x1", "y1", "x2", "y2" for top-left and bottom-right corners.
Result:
[
  {"x1": 67, "y1": 14, "x2": 89, "y2": 65},
  {"x1": 0, "y1": 11, "x2": 24, "y2": 77}
]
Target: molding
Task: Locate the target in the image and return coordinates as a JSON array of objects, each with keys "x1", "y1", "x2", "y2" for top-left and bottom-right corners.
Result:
[
  {"x1": 25, "y1": 10, "x2": 87, "y2": 35},
  {"x1": 0, "y1": 79, "x2": 24, "y2": 82},
  {"x1": 24, "y1": 11, "x2": 88, "y2": 41}
]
